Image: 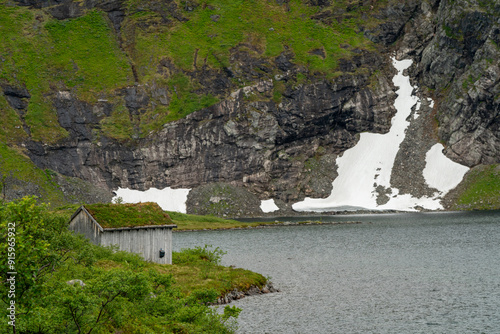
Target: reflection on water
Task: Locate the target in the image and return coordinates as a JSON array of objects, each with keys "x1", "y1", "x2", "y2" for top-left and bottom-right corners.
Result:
[{"x1": 174, "y1": 211, "x2": 500, "y2": 333}]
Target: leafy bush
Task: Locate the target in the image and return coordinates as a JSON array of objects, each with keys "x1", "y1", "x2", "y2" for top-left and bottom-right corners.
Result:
[{"x1": 174, "y1": 245, "x2": 227, "y2": 265}]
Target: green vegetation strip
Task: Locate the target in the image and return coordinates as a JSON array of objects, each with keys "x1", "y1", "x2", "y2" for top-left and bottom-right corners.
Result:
[
  {"x1": 166, "y1": 211, "x2": 270, "y2": 230},
  {"x1": 1, "y1": 197, "x2": 265, "y2": 333}
]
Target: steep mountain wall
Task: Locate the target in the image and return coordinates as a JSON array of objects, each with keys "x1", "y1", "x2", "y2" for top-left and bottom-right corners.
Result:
[
  {"x1": 26, "y1": 65, "x2": 396, "y2": 207},
  {"x1": 398, "y1": 0, "x2": 500, "y2": 167},
  {"x1": 1, "y1": 0, "x2": 499, "y2": 214}
]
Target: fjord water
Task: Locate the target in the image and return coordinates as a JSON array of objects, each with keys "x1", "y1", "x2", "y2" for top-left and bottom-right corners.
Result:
[{"x1": 174, "y1": 211, "x2": 500, "y2": 333}]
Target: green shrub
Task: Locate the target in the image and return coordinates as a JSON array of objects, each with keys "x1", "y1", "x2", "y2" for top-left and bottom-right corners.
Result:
[{"x1": 174, "y1": 245, "x2": 227, "y2": 265}]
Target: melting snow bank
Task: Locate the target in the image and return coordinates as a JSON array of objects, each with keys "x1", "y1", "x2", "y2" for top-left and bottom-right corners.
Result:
[
  {"x1": 260, "y1": 199, "x2": 279, "y2": 213},
  {"x1": 423, "y1": 143, "x2": 469, "y2": 193},
  {"x1": 293, "y1": 58, "x2": 469, "y2": 212},
  {"x1": 113, "y1": 187, "x2": 191, "y2": 213}
]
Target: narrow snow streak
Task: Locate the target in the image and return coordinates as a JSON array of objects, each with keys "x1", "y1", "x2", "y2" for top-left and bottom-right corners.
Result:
[
  {"x1": 260, "y1": 199, "x2": 279, "y2": 213},
  {"x1": 292, "y1": 58, "x2": 469, "y2": 212},
  {"x1": 113, "y1": 187, "x2": 191, "y2": 213}
]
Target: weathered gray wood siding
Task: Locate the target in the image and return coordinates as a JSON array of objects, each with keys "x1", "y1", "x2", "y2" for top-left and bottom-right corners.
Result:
[
  {"x1": 68, "y1": 210, "x2": 102, "y2": 245},
  {"x1": 100, "y1": 227, "x2": 173, "y2": 264}
]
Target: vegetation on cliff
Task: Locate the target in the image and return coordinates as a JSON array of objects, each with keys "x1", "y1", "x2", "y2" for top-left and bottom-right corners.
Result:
[
  {"x1": 0, "y1": 0, "x2": 385, "y2": 145},
  {"x1": 0, "y1": 143, "x2": 66, "y2": 206},
  {"x1": 0, "y1": 0, "x2": 498, "y2": 211},
  {"x1": 0, "y1": 197, "x2": 265, "y2": 333}
]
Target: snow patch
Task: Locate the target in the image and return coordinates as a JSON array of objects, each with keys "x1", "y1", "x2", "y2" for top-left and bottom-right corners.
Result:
[
  {"x1": 292, "y1": 58, "x2": 468, "y2": 213},
  {"x1": 423, "y1": 144, "x2": 469, "y2": 193},
  {"x1": 428, "y1": 98, "x2": 434, "y2": 108},
  {"x1": 113, "y1": 187, "x2": 191, "y2": 213},
  {"x1": 260, "y1": 199, "x2": 279, "y2": 213}
]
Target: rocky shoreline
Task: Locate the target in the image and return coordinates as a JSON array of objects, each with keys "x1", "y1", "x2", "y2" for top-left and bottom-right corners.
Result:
[{"x1": 213, "y1": 282, "x2": 280, "y2": 305}]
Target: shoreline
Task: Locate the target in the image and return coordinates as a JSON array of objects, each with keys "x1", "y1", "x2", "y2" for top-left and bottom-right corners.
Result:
[
  {"x1": 236, "y1": 208, "x2": 490, "y2": 220},
  {"x1": 174, "y1": 220, "x2": 363, "y2": 232},
  {"x1": 213, "y1": 282, "x2": 280, "y2": 305},
  {"x1": 170, "y1": 209, "x2": 500, "y2": 232}
]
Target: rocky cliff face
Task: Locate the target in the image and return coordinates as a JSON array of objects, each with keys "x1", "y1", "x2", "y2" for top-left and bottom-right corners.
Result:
[
  {"x1": 3, "y1": 0, "x2": 499, "y2": 214},
  {"x1": 398, "y1": 0, "x2": 499, "y2": 166},
  {"x1": 27, "y1": 57, "x2": 396, "y2": 212}
]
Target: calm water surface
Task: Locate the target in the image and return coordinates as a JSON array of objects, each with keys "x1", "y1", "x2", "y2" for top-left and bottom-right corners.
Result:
[{"x1": 174, "y1": 211, "x2": 500, "y2": 333}]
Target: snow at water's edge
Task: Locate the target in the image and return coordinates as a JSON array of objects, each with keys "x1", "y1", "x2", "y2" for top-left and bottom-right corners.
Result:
[
  {"x1": 260, "y1": 199, "x2": 279, "y2": 213},
  {"x1": 292, "y1": 58, "x2": 470, "y2": 212},
  {"x1": 423, "y1": 144, "x2": 469, "y2": 193},
  {"x1": 113, "y1": 187, "x2": 191, "y2": 213}
]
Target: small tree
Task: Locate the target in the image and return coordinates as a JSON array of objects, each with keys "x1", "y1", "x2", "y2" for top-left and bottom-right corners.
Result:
[
  {"x1": 112, "y1": 197, "x2": 124, "y2": 204},
  {"x1": 0, "y1": 196, "x2": 71, "y2": 332}
]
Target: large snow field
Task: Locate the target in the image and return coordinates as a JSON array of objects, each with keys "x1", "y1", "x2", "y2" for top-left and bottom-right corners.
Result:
[{"x1": 292, "y1": 58, "x2": 469, "y2": 212}]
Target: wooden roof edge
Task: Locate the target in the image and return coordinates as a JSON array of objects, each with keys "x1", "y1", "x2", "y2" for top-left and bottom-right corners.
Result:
[
  {"x1": 102, "y1": 224, "x2": 178, "y2": 232},
  {"x1": 70, "y1": 205, "x2": 105, "y2": 232},
  {"x1": 69, "y1": 206, "x2": 84, "y2": 222}
]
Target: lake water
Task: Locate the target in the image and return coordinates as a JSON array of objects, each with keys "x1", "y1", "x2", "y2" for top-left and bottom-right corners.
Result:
[{"x1": 173, "y1": 211, "x2": 500, "y2": 333}]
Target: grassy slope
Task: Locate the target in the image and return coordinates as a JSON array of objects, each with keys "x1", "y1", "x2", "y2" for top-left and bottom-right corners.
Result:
[
  {"x1": 129, "y1": 0, "x2": 373, "y2": 75},
  {"x1": 0, "y1": 143, "x2": 68, "y2": 206},
  {"x1": 166, "y1": 211, "x2": 269, "y2": 230},
  {"x1": 63, "y1": 248, "x2": 267, "y2": 302},
  {"x1": 160, "y1": 250, "x2": 267, "y2": 296},
  {"x1": 447, "y1": 164, "x2": 500, "y2": 211},
  {"x1": 0, "y1": 3, "x2": 134, "y2": 143}
]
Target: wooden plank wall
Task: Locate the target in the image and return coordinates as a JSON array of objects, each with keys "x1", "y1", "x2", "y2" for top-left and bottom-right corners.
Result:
[
  {"x1": 68, "y1": 211, "x2": 102, "y2": 245},
  {"x1": 100, "y1": 228, "x2": 173, "y2": 264}
]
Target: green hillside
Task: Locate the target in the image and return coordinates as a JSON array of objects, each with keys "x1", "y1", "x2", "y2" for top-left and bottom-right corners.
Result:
[{"x1": 0, "y1": 0, "x2": 381, "y2": 144}]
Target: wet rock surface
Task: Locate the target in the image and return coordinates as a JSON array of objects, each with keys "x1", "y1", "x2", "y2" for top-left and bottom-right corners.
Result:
[{"x1": 403, "y1": 0, "x2": 500, "y2": 167}]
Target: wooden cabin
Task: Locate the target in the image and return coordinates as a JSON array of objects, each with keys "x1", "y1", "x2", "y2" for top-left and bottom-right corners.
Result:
[{"x1": 68, "y1": 203, "x2": 177, "y2": 264}]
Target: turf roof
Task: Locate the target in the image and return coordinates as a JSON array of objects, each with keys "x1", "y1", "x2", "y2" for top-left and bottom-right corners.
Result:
[{"x1": 83, "y1": 202, "x2": 174, "y2": 229}]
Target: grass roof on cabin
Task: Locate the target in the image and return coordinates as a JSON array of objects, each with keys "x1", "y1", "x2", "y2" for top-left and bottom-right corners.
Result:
[{"x1": 83, "y1": 202, "x2": 174, "y2": 229}]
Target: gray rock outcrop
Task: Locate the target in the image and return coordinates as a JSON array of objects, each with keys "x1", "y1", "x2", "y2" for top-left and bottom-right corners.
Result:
[{"x1": 27, "y1": 61, "x2": 396, "y2": 211}]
